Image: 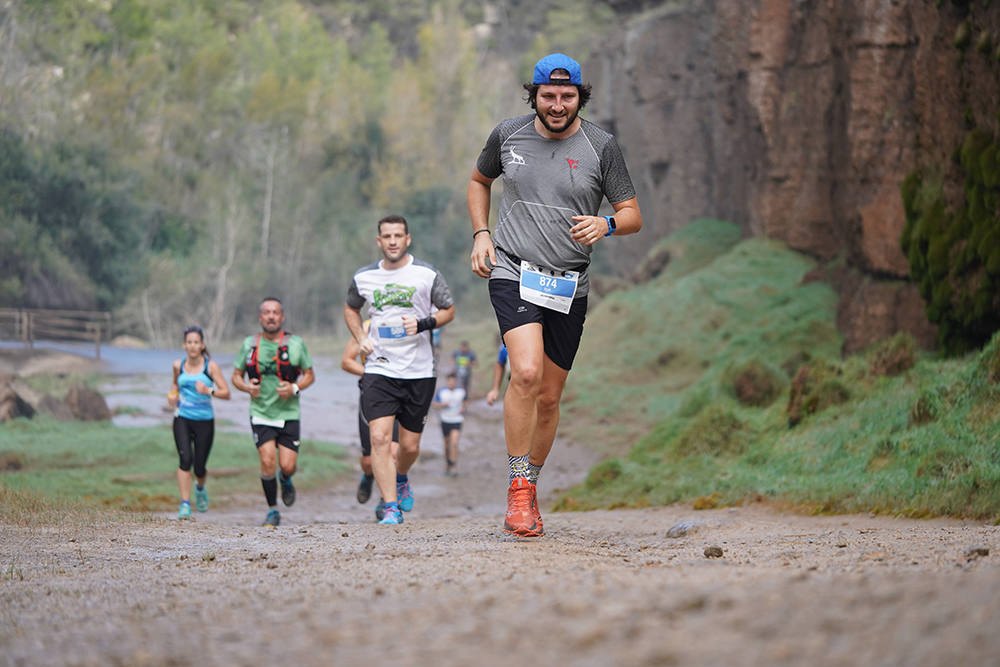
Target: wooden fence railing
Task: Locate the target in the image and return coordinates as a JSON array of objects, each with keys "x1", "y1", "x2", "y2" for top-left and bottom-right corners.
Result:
[{"x1": 0, "y1": 308, "x2": 112, "y2": 359}]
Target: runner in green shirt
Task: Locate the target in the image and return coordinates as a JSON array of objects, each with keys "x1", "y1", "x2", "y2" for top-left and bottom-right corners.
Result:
[{"x1": 231, "y1": 297, "x2": 315, "y2": 526}]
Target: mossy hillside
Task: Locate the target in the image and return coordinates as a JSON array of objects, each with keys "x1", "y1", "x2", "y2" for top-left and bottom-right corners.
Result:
[
  {"x1": 556, "y1": 329, "x2": 1000, "y2": 523},
  {"x1": 560, "y1": 219, "x2": 840, "y2": 454}
]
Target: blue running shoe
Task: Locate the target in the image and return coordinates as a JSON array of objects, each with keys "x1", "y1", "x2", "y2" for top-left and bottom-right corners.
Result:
[
  {"x1": 194, "y1": 486, "x2": 209, "y2": 512},
  {"x1": 379, "y1": 506, "x2": 403, "y2": 525},
  {"x1": 178, "y1": 501, "x2": 192, "y2": 520},
  {"x1": 262, "y1": 508, "x2": 280, "y2": 526},
  {"x1": 374, "y1": 500, "x2": 386, "y2": 522},
  {"x1": 397, "y1": 480, "x2": 414, "y2": 512}
]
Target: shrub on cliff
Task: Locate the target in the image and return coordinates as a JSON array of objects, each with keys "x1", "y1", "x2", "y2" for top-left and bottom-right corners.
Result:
[
  {"x1": 869, "y1": 332, "x2": 917, "y2": 377},
  {"x1": 901, "y1": 128, "x2": 1000, "y2": 354},
  {"x1": 728, "y1": 359, "x2": 785, "y2": 407}
]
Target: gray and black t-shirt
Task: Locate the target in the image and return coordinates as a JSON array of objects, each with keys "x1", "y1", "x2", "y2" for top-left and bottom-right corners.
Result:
[{"x1": 475, "y1": 114, "x2": 636, "y2": 296}]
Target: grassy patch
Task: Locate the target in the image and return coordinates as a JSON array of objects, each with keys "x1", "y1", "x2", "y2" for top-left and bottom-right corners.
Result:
[
  {"x1": 19, "y1": 371, "x2": 107, "y2": 395},
  {"x1": 555, "y1": 220, "x2": 1000, "y2": 522},
  {"x1": 0, "y1": 419, "x2": 351, "y2": 514},
  {"x1": 562, "y1": 219, "x2": 840, "y2": 454}
]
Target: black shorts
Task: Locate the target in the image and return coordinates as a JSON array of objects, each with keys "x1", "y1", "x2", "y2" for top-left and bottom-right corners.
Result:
[
  {"x1": 441, "y1": 421, "x2": 462, "y2": 437},
  {"x1": 359, "y1": 374, "x2": 437, "y2": 433},
  {"x1": 488, "y1": 278, "x2": 588, "y2": 371},
  {"x1": 358, "y1": 407, "x2": 400, "y2": 456},
  {"x1": 251, "y1": 419, "x2": 301, "y2": 452}
]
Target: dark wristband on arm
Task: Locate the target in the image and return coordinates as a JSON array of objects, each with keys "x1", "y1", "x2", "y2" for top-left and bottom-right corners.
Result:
[{"x1": 416, "y1": 316, "x2": 438, "y2": 333}]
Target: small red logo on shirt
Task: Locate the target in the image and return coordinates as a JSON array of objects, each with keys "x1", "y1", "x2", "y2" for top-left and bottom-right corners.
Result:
[{"x1": 566, "y1": 158, "x2": 578, "y2": 169}]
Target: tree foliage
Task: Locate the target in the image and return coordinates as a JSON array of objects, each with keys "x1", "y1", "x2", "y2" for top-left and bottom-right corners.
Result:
[
  {"x1": 0, "y1": 128, "x2": 152, "y2": 309},
  {"x1": 0, "y1": 0, "x2": 613, "y2": 344}
]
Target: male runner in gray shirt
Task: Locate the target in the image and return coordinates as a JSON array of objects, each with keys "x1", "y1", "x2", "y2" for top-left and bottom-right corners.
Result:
[{"x1": 467, "y1": 53, "x2": 642, "y2": 537}]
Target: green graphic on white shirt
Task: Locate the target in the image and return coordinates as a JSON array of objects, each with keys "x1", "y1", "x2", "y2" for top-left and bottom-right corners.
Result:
[{"x1": 373, "y1": 283, "x2": 416, "y2": 310}]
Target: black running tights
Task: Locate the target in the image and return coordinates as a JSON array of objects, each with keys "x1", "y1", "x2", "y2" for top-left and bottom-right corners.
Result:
[{"x1": 173, "y1": 417, "x2": 215, "y2": 479}]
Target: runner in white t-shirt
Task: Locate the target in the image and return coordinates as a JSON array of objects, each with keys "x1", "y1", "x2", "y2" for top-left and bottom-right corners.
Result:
[
  {"x1": 344, "y1": 215, "x2": 456, "y2": 525},
  {"x1": 433, "y1": 372, "x2": 467, "y2": 477}
]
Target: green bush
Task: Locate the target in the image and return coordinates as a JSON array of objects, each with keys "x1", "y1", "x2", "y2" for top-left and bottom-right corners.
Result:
[
  {"x1": 869, "y1": 332, "x2": 917, "y2": 377},
  {"x1": 901, "y1": 128, "x2": 1000, "y2": 354},
  {"x1": 729, "y1": 359, "x2": 786, "y2": 407},
  {"x1": 670, "y1": 405, "x2": 748, "y2": 459},
  {"x1": 787, "y1": 359, "x2": 853, "y2": 426}
]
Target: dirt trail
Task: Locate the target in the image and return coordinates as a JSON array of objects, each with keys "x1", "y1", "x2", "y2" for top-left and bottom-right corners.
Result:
[{"x1": 2, "y1": 352, "x2": 999, "y2": 665}]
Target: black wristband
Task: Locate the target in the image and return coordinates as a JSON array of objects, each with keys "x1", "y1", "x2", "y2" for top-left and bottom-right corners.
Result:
[
  {"x1": 416, "y1": 316, "x2": 437, "y2": 333},
  {"x1": 473, "y1": 228, "x2": 490, "y2": 238}
]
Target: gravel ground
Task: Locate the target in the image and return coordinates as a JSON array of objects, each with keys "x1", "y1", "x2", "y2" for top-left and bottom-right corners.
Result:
[{"x1": 2, "y1": 351, "x2": 999, "y2": 665}]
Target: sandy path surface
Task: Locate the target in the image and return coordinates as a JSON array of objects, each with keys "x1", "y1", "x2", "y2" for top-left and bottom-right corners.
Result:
[{"x1": 2, "y1": 350, "x2": 999, "y2": 665}]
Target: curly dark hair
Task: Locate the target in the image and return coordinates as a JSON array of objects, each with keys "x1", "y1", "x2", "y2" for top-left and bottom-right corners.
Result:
[{"x1": 523, "y1": 81, "x2": 592, "y2": 110}]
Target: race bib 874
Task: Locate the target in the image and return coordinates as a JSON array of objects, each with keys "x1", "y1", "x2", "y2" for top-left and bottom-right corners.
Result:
[{"x1": 519, "y1": 261, "x2": 578, "y2": 314}]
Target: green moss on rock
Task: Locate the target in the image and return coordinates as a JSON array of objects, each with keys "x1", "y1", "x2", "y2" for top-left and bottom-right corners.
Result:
[
  {"x1": 975, "y1": 30, "x2": 992, "y2": 54},
  {"x1": 901, "y1": 128, "x2": 1000, "y2": 354},
  {"x1": 955, "y1": 20, "x2": 972, "y2": 49}
]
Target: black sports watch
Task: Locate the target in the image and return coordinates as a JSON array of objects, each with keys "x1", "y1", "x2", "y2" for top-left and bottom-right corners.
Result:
[{"x1": 603, "y1": 215, "x2": 617, "y2": 237}]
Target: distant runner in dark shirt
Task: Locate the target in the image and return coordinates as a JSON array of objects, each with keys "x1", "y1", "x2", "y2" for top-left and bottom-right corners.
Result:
[{"x1": 452, "y1": 340, "x2": 477, "y2": 394}]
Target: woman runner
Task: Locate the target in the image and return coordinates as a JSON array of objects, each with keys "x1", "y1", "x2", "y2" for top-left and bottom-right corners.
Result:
[{"x1": 167, "y1": 325, "x2": 230, "y2": 519}]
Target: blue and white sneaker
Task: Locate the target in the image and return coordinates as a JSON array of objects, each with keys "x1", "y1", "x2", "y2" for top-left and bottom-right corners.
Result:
[
  {"x1": 379, "y1": 506, "x2": 404, "y2": 525},
  {"x1": 178, "y1": 501, "x2": 192, "y2": 520},
  {"x1": 397, "y1": 480, "x2": 414, "y2": 512},
  {"x1": 194, "y1": 486, "x2": 209, "y2": 513},
  {"x1": 374, "y1": 500, "x2": 386, "y2": 522},
  {"x1": 262, "y1": 509, "x2": 281, "y2": 526}
]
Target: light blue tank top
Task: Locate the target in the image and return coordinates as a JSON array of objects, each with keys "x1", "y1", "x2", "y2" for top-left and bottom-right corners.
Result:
[{"x1": 176, "y1": 358, "x2": 214, "y2": 421}]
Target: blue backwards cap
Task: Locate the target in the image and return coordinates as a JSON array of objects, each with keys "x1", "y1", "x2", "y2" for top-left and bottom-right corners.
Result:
[{"x1": 532, "y1": 53, "x2": 582, "y2": 85}]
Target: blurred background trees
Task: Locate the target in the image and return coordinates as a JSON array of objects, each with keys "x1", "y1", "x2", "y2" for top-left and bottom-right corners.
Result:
[{"x1": 0, "y1": 0, "x2": 591, "y2": 344}]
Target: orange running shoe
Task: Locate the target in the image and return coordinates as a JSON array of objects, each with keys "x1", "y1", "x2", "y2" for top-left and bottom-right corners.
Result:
[
  {"x1": 531, "y1": 482, "x2": 544, "y2": 535},
  {"x1": 504, "y1": 478, "x2": 543, "y2": 537}
]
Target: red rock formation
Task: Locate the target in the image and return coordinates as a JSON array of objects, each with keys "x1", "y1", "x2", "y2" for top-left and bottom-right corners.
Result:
[{"x1": 593, "y1": 0, "x2": 998, "y2": 352}]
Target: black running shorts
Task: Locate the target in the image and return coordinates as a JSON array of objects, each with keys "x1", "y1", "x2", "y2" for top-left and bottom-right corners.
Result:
[
  {"x1": 251, "y1": 419, "x2": 301, "y2": 452},
  {"x1": 357, "y1": 407, "x2": 400, "y2": 456},
  {"x1": 441, "y1": 421, "x2": 462, "y2": 437},
  {"x1": 359, "y1": 374, "x2": 437, "y2": 434},
  {"x1": 488, "y1": 278, "x2": 588, "y2": 371}
]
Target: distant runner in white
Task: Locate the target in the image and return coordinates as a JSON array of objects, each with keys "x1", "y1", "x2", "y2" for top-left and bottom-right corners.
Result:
[{"x1": 344, "y1": 215, "x2": 455, "y2": 526}]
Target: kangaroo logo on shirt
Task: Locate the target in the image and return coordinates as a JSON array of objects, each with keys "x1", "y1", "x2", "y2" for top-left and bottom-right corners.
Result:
[
  {"x1": 510, "y1": 147, "x2": 526, "y2": 165},
  {"x1": 373, "y1": 283, "x2": 416, "y2": 310}
]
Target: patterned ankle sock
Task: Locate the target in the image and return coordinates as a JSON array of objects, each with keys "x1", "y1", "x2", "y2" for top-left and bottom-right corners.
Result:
[
  {"x1": 508, "y1": 454, "x2": 530, "y2": 481},
  {"x1": 527, "y1": 462, "x2": 543, "y2": 485}
]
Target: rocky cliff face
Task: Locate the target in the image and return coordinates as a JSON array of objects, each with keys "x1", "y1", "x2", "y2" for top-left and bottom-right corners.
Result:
[{"x1": 591, "y1": 0, "x2": 998, "y2": 352}]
